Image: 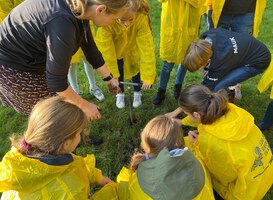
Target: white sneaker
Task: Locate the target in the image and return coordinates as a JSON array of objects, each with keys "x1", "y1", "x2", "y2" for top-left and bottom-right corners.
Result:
[
  {"x1": 133, "y1": 91, "x2": 142, "y2": 108},
  {"x1": 229, "y1": 84, "x2": 242, "y2": 100},
  {"x1": 116, "y1": 93, "x2": 125, "y2": 109},
  {"x1": 90, "y1": 87, "x2": 105, "y2": 102}
]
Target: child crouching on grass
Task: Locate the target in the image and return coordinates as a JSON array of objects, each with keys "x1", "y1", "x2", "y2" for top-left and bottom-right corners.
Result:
[
  {"x1": 0, "y1": 96, "x2": 117, "y2": 199},
  {"x1": 166, "y1": 84, "x2": 273, "y2": 199},
  {"x1": 116, "y1": 115, "x2": 215, "y2": 200}
]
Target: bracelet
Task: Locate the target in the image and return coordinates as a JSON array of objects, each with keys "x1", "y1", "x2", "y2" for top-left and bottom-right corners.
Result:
[{"x1": 103, "y1": 73, "x2": 113, "y2": 81}]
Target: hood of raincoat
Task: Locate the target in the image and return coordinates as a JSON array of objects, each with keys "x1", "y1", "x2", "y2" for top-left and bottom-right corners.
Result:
[
  {"x1": 136, "y1": 147, "x2": 205, "y2": 200},
  {"x1": 198, "y1": 103, "x2": 255, "y2": 141},
  {"x1": 0, "y1": 147, "x2": 75, "y2": 192}
]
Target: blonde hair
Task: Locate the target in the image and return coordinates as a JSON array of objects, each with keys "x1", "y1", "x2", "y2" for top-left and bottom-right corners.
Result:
[
  {"x1": 67, "y1": 0, "x2": 131, "y2": 18},
  {"x1": 10, "y1": 96, "x2": 89, "y2": 157},
  {"x1": 178, "y1": 84, "x2": 229, "y2": 124},
  {"x1": 130, "y1": 115, "x2": 184, "y2": 172},
  {"x1": 183, "y1": 40, "x2": 212, "y2": 72}
]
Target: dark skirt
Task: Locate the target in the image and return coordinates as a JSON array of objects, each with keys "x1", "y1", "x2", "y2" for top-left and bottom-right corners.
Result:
[{"x1": 0, "y1": 65, "x2": 56, "y2": 115}]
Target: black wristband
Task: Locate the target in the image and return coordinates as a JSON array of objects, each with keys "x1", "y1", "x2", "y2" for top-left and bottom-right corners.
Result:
[{"x1": 103, "y1": 73, "x2": 113, "y2": 81}]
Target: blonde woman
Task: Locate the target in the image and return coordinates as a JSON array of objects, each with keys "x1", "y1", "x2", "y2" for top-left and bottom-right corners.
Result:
[{"x1": 0, "y1": 0, "x2": 130, "y2": 120}]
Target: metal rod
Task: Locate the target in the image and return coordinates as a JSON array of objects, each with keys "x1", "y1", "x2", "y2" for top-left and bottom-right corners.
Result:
[{"x1": 120, "y1": 81, "x2": 142, "y2": 87}]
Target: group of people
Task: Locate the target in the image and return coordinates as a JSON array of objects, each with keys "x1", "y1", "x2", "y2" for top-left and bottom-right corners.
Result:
[{"x1": 0, "y1": 0, "x2": 273, "y2": 199}]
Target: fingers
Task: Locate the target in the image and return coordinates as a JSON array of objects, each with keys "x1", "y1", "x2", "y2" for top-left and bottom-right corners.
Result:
[
  {"x1": 107, "y1": 78, "x2": 121, "y2": 95},
  {"x1": 141, "y1": 83, "x2": 152, "y2": 90}
]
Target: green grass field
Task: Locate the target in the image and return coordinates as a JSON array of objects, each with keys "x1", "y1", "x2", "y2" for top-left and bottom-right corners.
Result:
[{"x1": 1, "y1": 1, "x2": 273, "y2": 198}]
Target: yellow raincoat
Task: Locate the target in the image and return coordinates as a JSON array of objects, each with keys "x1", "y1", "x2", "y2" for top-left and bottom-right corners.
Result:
[
  {"x1": 0, "y1": 0, "x2": 24, "y2": 22},
  {"x1": 0, "y1": 147, "x2": 118, "y2": 200},
  {"x1": 95, "y1": 13, "x2": 156, "y2": 84},
  {"x1": 182, "y1": 103, "x2": 273, "y2": 200},
  {"x1": 71, "y1": 21, "x2": 95, "y2": 64},
  {"x1": 206, "y1": 0, "x2": 266, "y2": 38},
  {"x1": 159, "y1": 0, "x2": 207, "y2": 64},
  {"x1": 257, "y1": 60, "x2": 273, "y2": 99},
  {"x1": 116, "y1": 151, "x2": 215, "y2": 200}
]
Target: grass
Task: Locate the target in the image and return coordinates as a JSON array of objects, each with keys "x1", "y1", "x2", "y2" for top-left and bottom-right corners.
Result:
[{"x1": 1, "y1": 1, "x2": 273, "y2": 199}]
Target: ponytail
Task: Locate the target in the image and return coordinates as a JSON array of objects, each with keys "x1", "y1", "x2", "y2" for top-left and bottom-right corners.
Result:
[
  {"x1": 130, "y1": 152, "x2": 147, "y2": 172},
  {"x1": 179, "y1": 84, "x2": 229, "y2": 124}
]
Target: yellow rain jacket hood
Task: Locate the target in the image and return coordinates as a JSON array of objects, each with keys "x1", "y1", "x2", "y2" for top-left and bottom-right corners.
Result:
[
  {"x1": 182, "y1": 103, "x2": 273, "y2": 199},
  {"x1": 159, "y1": 0, "x2": 206, "y2": 64},
  {"x1": 0, "y1": 148, "x2": 104, "y2": 199},
  {"x1": 95, "y1": 13, "x2": 156, "y2": 84},
  {"x1": 116, "y1": 147, "x2": 215, "y2": 200},
  {"x1": 206, "y1": 0, "x2": 266, "y2": 38}
]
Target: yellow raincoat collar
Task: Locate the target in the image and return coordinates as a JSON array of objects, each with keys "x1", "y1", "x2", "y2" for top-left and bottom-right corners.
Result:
[{"x1": 198, "y1": 103, "x2": 254, "y2": 141}]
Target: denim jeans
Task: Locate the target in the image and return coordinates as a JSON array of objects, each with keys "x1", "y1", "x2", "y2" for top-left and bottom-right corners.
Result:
[
  {"x1": 217, "y1": 12, "x2": 254, "y2": 35},
  {"x1": 117, "y1": 59, "x2": 141, "y2": 92},
  {"x1": 158, "y1": 61, "x2": 187, "y2": 90},
  {"x1": 213, "y1": 65, "x2": 265, "y2": 92}
]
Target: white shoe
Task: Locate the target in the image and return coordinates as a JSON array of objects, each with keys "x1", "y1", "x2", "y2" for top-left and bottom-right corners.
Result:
[
  {"x1": 90, "y1": 87, "x2": 105, "y2": 102},
  {"x1": 229, "y1": 84, "x2": 242, "y2": 100},
  {"x1": 116, "y1": 93, "x2": 125, "y2": 109},
  {"x1": 133, "y1": 91, "x2": 142, "y2": 108}
]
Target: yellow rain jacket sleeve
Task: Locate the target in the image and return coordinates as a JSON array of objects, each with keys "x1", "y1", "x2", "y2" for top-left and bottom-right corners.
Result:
[
  {"x1": 71, "y1": 21, "x2": 95, "y2": 64},
  {"x1": 96, "y1": 13, "x2": 156, "y2": 84},
  {"x1": 159, "y1": 0, "x2": 206, "y2": 64},
  {"x1": 0, "y1": 0, "x2": 24, "y2": 22},
  {"x1": 182, "y1": 104, "x2": 273, "y2": 200},
  {"x1": 0, "y1": 148, "x2": 107, "y2": 199},
  {"x1": 257, "y1": 59, "x2": 273, "y2": 99},
  {"x1": 206, "y1": 0, "x2": 266, "y2": 37}
]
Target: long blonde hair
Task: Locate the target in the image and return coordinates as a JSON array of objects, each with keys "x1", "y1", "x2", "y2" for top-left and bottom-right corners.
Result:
[
  {"x1": 67, "y1": 0, "x2": 131, "y2": 18},
  {"x1": 10, "y1": 96, "x2": 89, "y2": 157},
  {"x1": 130, "y1": 115, "x2": 184, "y2": 172}
]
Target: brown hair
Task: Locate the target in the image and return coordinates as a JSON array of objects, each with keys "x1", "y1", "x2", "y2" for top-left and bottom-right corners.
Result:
[
  {"x1": 130, "y1": 115, "x2": 184, "y2": 172},
  {"x1": 10, "y1": 96, "x2": 89, "y2": 157},
  {"x1": 183, "y1": 40, "x2": 212, "y2": 72},
  {"x1": 178, "y1": 84, "x2": 229, "y2": 124},
  {"x1": 67, "y1": 0, "x2": 131, "y2": 18}
]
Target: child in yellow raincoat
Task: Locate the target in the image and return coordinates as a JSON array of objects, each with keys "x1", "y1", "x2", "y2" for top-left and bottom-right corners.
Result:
[
  {"x1": 95, "y1": 0, "x2": 156, "y2": 109},
  {"x1": 166, "y1": 84, "x2": 273, "y2": 199},
  {"x1": 0, "y1": 0, "x2": 23, "y2": 22},
  {"x1": 0, "y1": 96, "x2": 118, "y2": 199},
  {"x1": 152, "y1": 0, "x2": 206, "y2": 106},
  {"x1": 69, "y1": 21, "x2": 105, "y2": 102},
  {"x1": 256, "y1": 60, "x2": 273, "y2": 130},
  {"x1": 116, "y1": 115, "x2": 215, "y2": 200}
]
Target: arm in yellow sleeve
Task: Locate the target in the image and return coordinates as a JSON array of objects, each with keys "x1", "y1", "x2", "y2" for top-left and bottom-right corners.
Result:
[
  {"x1": 95, "y1": 27, "x2": 120, "y2": 78},
  {"x1": 184, "y1": 0, "x2": 207, "y2": 8},
  {"x1": 136, "y1": 14, "x2": 156, "y2": 84},
  {"x1": 181, "y1": 116, "x2": 198, "y2": 127},
  {"x1": 84, "y1": 154, "x2": 104, "y2": 185}
]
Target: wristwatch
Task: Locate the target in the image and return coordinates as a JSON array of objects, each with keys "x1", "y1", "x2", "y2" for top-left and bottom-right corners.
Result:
[{"x1": 103, "y1": 73, "x2": 113, "y2": 81}]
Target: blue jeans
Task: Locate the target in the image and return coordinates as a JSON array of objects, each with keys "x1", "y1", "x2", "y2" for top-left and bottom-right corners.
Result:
[
  {"x1": 158, "y1": 61, "x2": 187, "y2": 90},
  {"x1": 213, "y1": 65, "x2": 265, "y2": 92},
  {"x1": 117, "y1": 59, "x2": 141, "y2": 92},
  {"x1": 217, "y1": 12, "x2": 254, "y2": 35}
]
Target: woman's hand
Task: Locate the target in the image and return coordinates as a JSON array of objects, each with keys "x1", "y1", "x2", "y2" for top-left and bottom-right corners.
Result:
[
  {"x1": 107, "y1": 78, "x2": 121, "y2": 95},
  {"x1": 100, "y1": 176, "x2": 113, "y2": 186},
  {"x1": 188, "y1": 130, "x2": 199, "y2": 142},
  {"x1": 142, "y1": 82, "x2": 152, "y2": 90}
]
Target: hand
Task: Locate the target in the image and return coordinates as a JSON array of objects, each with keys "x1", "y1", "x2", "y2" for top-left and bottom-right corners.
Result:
[
  {"x1": 107, "y1": 78, "x2": 121, "y2": 95},
  {"x1": 188, "y1": 130, "x2": 199, "y2": 142},
  {"x1": 100, "y1": 176, "x2": 113, "y2": 186},
  {"x1": 165, "y1": 107, "x2": 183, "y2": 118},
  {"x1": 79, "y1": 99, "x2": 101, "y2": 121},
  {"x1": 141, "y1": 82, "x2": 152, "y2": 90}
]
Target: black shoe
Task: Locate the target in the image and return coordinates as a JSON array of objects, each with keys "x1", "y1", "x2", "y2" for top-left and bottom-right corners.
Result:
[
  {"x1": 174, "y1": 84, "x2": 182, "y2": 100},
  {"x1": 256, "y1": 121, "x2": 273, "y2": 131},
  {"x1": 152, "y1": 89, "x2": 166, "y2": 106},
  {"x1": 79, "y1": 135, "x2": 103, "y2": 146}
]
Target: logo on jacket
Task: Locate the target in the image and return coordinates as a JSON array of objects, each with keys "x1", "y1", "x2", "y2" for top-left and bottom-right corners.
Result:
[{"x1": 229, "y1": 37, "x2": 238, "y2": 54}]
